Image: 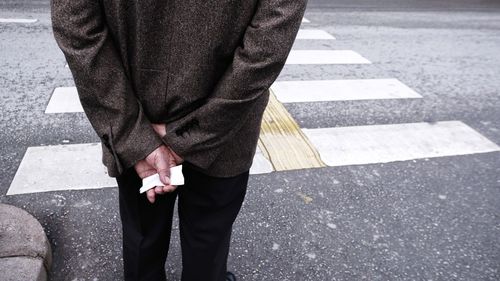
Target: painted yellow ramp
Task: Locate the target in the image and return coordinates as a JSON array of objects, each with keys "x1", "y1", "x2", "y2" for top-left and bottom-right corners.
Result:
[{"x1": 258, "y1": 90, "x2": 326, "y2": 171}]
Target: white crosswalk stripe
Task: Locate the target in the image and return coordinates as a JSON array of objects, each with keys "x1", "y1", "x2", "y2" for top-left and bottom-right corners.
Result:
[
  {"x1": 250, "y1": 147, "x2": 274, "y2": 175},
  {"x1": 296, "y1": 29, "x2": 335, "y2": 40},
  {"x1": 285, "y1": 50, "x2": 371, "y2": 64},
  {"x1": 302, "y1": 121, "x2": 500, "y2": 167},
  {"x1": 0, "y1": 18, "x2": 37, "y2": 23},
  {"x1": 45, "y1": 78, "x2": 421, "y2": 114},
  {"x1": 8, "y1": 143, "x2": 115, "y2": 195},
  {"x1": 45, "y1": 87, "x2": 83, "y2": 113},
  {"x1": 271, "y1": 78, "x2": 422, "y2": 103},
  {"x1": 7, "y1": 144, "x2": 273, "y2": 195}
]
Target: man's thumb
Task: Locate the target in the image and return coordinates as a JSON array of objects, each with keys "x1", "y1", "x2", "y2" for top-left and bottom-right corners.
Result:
[
  {"x1": 157, "y1": 166, "x2": 171, "y2": 186},
  {"x1": 149, "y1": 146, "x2": 171, "y2": 185}
]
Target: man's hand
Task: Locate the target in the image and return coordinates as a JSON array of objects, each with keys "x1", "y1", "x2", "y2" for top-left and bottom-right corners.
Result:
[
  {"x1": 133, "y1": 123, "x2": 185, "y2": 204},
  {"x1": 134, "y1": 145, "x2": 177, "y2": 203},
  {"x1": 151, "y1": 123, "x2": 167, "y2": 138},
  {"x1": 152, "y1": 123, "x2": 184, "y2": 164}
]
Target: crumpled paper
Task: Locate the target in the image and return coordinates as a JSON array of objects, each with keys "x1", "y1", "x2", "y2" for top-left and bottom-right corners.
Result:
[{"x1": 139, "y1": 165, "x2": 184, "y2": 194}]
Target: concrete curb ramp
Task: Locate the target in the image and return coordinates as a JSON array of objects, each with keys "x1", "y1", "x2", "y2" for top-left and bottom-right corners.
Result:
[{"x1": 0, "y1": 204, "x2": 52, "y2": 281}]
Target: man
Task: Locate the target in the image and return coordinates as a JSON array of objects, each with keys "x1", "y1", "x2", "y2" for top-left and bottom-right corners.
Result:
[{"x1": 50, "y1": 0, "x2": 307, "y2": 280}]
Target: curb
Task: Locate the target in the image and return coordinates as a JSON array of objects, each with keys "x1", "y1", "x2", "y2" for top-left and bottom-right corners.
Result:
[{"x1": 0, "y1": 203, "x2": 52, "y2": 281}]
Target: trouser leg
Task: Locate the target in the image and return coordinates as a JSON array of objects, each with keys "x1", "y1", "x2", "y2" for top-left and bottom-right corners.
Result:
[
  {"x1": 116, "y1": 167, "x2": 178, "y2": 281},
  {"x1": 178, "y1": 164, "x2": 249, "y2": 281}
]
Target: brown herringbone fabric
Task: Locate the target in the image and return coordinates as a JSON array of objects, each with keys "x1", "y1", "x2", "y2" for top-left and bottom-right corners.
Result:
[{"x1": 50, "y1": 0, "x2": 307, "y2": 177}]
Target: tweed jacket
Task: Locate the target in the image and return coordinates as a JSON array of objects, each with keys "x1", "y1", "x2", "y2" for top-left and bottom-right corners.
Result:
[{"x1": 50, "y1": 0, "x2": 307, "y2": 177}]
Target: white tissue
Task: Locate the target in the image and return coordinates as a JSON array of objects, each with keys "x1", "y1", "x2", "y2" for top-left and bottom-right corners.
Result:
[{"x1": 139, "y1": 165, "x2": 184, "y2": 194}]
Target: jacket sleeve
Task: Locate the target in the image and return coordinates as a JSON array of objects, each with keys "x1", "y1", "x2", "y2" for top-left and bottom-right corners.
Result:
[
  {"x1": 162, "y1": 0, "x2": 308, "y2": 171},
  {"x1": 50, "y1": 0, "x2": 164, "y2": 175}
]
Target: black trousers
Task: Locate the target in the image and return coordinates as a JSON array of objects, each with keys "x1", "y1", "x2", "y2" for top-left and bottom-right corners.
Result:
[{"x1": 116, "y1": 162, "x2": 249, "y2": 281}]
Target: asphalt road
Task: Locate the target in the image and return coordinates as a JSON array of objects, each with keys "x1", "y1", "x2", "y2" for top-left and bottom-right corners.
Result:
[
  {"x1": 310, "y1": 0, "x2": 500, "y2": 11},
  {"x1": 1, "y1": 1, "x2": 499, "y2": 280}
]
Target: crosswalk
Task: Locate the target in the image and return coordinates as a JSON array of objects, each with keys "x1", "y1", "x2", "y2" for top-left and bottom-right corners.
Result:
[
  {"x1": 302, "y1": 121, "x2": 500, "y2": 167},
  {"x1": 0, "y1": 18, "x2": 38, "y2": 23},
  {"x1": 45, "y1": 87, "x2": 83, "y2": 113},
  {"x1": 296, "y1": 29, "x2": 336, "y2": 40},
  {"x1": 45, "y1": 78, "x2": 421, "y2": 114},
  {"x1": 8, "y1": 143, "x2": 115, "y2": 195},
  {"x1": 285, "y1": 50, "x2": 371, "y2": 64},
  {"x1": 272, "y1": 78, "x2": 422, "y2": 103},
  {"x1": 6, "y1": 16, "x2": 500, "y2": 195}
]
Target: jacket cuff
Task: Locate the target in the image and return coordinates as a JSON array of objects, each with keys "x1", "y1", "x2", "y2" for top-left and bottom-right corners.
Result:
[
  {"x1": 101, "y1": 110, "x2": 164, "y2": 176},
  {"x1": 161, "y1": 118, "x2": 220, "y2": 171}
]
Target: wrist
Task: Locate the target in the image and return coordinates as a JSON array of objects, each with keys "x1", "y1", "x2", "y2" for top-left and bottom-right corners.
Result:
[{"x1": 169, "y1": 148, "x2": 184, "y2": 164}]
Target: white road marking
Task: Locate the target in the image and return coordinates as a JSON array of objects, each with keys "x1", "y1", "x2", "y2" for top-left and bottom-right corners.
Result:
[
  {"x1": 46, "y1": 78, "x2": 414, "y2": 115},
  {"x1": 250, "y1": 147, "x2": 274, "y2": 174},
  {"x1": 271, "y1": 78, "x2": 422, "y2": 103},
  {"x1": 285, "y1": 50, "x2": 371, "y2": 65},
  {"x1": 45, "y1": 87, "x2": 84, "y2": 113},
  {"x1": 7, "y1": 143, "x2": 115, "y2": 195},
  {"x1": 302, "y1": 121, "x2": 500, "y2": 167},
  {"x1": 0, "y1": 18, "x2": 37, "y2": 23},
  {"x1": 302, "y1": 17, "x2": 310, "y2": 23},
  {"x1": 8, "y1": 143, "x2": 273, "y2": 195},
  {"x1": 296, "y1": 29, "x2": 335, "y2": 40}
]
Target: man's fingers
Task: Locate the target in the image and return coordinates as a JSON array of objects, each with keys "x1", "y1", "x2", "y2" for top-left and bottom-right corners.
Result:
[
  {"x1": 147, "y1": 189, "x2": 156, "y2": 203},
  {"x1": 151, "y1": 185, "x2": 176, "y2": 197},
  {"x1": 155, "y1": 186, "x2": 165, "y2": 195},
  {"x1": 162, "y1": 185, "x2": 177, "y2": 193},
  {"x1": 154, "y1": 185, "x2": 176, "y2": 194}
]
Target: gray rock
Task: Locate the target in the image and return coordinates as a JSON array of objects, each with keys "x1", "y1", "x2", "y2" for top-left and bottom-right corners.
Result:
[
  {"x1": 0, "y1": 257, "x2": 47, "y2": 281},
  {"x1": 0, "y1": 204, "x2": 52, "y2": 281}
]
